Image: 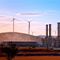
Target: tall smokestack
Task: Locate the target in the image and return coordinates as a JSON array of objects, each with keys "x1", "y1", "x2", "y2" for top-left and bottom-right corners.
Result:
[
  {"x1": 57, "y1": 22, "x2": 60, "y2": 37},
  {"x1": 49, "y1": 24, "x2": 51, "y2": 37},
  {"x1": 46, "y1": 24, "x2": 48, "y2": 37}
]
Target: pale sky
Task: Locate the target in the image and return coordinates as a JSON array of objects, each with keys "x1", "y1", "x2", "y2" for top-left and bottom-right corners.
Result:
[{"x1": 0, "y1": 0, "x2": 60, "y2": 36}]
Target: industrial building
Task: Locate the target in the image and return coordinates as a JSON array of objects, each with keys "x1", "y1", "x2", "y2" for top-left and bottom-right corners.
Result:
[
  {"x1": 1, "y1": 41, "x2": 38, "y2": 47},
  {"x1": 0, "y1": 32, "x2": 42, "y2": 47},
  {"x1": 1, "y1": 22, "x2": 60, "y2": 47}
]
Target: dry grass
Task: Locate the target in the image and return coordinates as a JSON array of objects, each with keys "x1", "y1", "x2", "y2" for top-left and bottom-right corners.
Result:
[{"x1": 0, "y1": 56, "x2": 60, "y2": 60}]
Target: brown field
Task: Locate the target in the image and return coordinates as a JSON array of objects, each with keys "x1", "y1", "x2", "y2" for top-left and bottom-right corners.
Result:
[
  {"x1": 0, "y1": 47, "x2": 60, "y2": 60},
  {"x1": 18, "y1": 47, "x2": 53, "y2": 50},
  {"x1": 0, "y1": 56, "x2": 60, "y2": 60}
]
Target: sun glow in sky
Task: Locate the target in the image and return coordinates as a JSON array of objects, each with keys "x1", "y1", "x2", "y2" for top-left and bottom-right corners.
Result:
[{"x1": 0, "y1": 0, "x2": 60, "y2": 36}]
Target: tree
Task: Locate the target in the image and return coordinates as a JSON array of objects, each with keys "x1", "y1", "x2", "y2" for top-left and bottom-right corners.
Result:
[{"x1": 1, "y1": 44, "x2": 18, "y2": 60}]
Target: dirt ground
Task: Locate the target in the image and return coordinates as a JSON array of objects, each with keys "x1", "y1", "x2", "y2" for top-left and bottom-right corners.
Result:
[{"x1": 0, "y1": 56, "x2": 60, "y2": 60}]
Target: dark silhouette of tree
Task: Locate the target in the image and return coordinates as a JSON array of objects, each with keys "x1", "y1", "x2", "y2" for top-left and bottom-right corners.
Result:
[{"x1": 1, "y1": 44, "x2": 18, "y2": 60}]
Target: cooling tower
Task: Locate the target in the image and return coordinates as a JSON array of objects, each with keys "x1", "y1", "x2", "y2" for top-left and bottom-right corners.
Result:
[
  {"x1": 57, "y1": 22, "x2": 60, "y2": 37},
  {"x1": 49, "y1": 24, "x2": 51, "y2": 37},
  {"x1": 46, "y1": 24, "x2": 48, "y2": 37}
]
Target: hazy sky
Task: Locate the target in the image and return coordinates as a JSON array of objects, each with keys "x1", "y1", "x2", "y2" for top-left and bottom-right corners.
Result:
[{"x1": 0, "y1": 0, "x2": 60, "y2": 36}]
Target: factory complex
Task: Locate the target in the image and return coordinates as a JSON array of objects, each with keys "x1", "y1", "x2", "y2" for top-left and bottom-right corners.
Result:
[
  {"x1": 42, "y1": 22, "x2": 60, "y2": 47},
  {"x1": 0, "y1": 22, "x2": 60, "y2": 47},
  {"x1": 0, "y1": 32, "x2": 42, "y2": 47}
]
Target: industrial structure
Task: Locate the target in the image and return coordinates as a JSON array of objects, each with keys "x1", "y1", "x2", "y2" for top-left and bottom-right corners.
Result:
[
  {"x1": 42, "y1": 22, "x2": 60, "y2": 47},
  {"x1": 0, "y1": 32, "x2": 42, "y2": 47},
  {"x1": 1, "y1": 22, "x2": 60, "y2": 47},
  {"x1": 1, "y1": 41, "x2": 38, "y2": 47}
]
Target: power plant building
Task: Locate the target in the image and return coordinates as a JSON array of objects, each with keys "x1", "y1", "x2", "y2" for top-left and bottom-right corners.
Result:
[
  {"x1": 0, "y1": 32, "x2": 42, "y2": 47},
  {"x1": 1, "y1": 22, "x2": 60, "y2": 47},
  {"x1": 42, "y1": 22, "x2": 60, "y2": 47}
]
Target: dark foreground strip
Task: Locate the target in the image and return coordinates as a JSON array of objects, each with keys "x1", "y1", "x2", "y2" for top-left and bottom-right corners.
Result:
[
  {"x1": 1, "y1": 54, "x2": 60, "y2": 57},
  {"x1": 16, "y1": 54, "x2": 60, "y2": 56}
]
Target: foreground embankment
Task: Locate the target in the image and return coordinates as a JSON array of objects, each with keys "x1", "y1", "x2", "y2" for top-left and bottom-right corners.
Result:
[{"x1": 0, "y1": 56, "x2": 60, "y2": 60}]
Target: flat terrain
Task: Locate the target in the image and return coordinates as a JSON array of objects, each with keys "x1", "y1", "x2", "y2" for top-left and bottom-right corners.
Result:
[{"x1": 0, "y1": 56, "x2": 60, "y2": 60}]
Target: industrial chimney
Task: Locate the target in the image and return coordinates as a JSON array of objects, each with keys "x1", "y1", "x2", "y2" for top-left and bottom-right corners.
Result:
[
  {"x1": 46, "y1": 24, "x2": 48, "y2": 38},
  {"x1": 49, "y1": 24, "x2": 51, "y2": 37},
  {"x1": 57, "y1": 22, "x2": 60, "y2": 37}
]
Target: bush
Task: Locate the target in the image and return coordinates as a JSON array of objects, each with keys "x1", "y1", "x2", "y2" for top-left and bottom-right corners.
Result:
[{"x1": 1, "y1": 44, "x2": 18, "y2": 60}]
